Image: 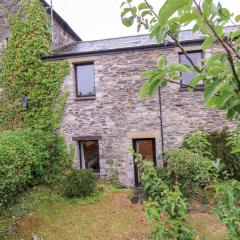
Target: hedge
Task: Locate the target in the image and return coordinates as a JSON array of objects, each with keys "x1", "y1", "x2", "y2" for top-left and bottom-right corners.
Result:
[{"x1": 0, "y1": 129, "x2": 67, "y2": 207}]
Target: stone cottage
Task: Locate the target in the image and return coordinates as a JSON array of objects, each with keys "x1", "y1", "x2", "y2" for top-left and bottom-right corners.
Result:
[
  {"x1": 0, "y1": 0, "x2": 81, "y2": 54},
  {"x1": 43, "y1": 27, "x2": 235, "y2": 187}
]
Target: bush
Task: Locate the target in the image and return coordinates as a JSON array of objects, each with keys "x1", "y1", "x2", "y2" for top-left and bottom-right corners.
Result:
[
  {"x1": 138, "y1": 161, "x2": 199, "y2": 240},
  {"x1": 184, "y1": 131, "x2": 213, "y2": 159},
  {"x1": 62, "y1": 169, "x2": 97, "y2": 198},
  {"x1": 208, "y1": 130, "x2": 240, "y2": 180},
  {"x1": 184, "y1": 129, "x2": 240, "y2": 180},
  {"x1": 0, "y1": 129, "x2": 67, "y2": 207},
  {"x1": 165, "y1": 149, "x2": 212, "y2": 197},
  {"x1": 213, "y1": 180, "x2": 240, "y2": 239}
]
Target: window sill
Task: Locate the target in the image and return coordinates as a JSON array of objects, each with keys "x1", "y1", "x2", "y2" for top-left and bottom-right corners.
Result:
[
  {"x1": 74, "y1": 96, "x2": 96, "y2": 101},
  {"x1": 179, "y1": 86, "x2": 204, "y2": 92}
]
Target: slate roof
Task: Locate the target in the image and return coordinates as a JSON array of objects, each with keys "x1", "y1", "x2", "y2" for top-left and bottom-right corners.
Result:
[{"x1": 44, "y1": 26, "x2": 236, "y2": 60}]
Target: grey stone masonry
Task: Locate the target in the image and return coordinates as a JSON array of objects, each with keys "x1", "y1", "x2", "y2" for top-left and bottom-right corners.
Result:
[{"x1": 60, "y1": 41, "x2": 235, "y2": 187}]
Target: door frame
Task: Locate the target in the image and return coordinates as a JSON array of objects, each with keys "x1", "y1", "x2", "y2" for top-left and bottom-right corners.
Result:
[{"x1": 132, "y1": 138, "x2": 157, "y2": 187}]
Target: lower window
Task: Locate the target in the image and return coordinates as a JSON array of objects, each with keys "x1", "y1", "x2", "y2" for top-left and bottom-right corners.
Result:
[{"x1": 79, "y1": 140, "x2": 100, "y2": 172}]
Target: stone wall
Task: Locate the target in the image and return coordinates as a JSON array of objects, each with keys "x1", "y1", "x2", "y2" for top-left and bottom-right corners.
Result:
[
  {"x1": 52, "y1": 15, "x2": 78, "y2": 48},
  {"x1": 60, "y1": 42, "x2": 235, "y2": 187}
]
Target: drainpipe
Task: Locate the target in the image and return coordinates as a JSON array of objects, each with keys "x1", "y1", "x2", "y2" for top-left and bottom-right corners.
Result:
[
  {"x1": 158, "y1": 87, "x2": 165, "y2": 164},
  {"x1": 50, "y1": 0, "x2": 54, "y2": 44}
]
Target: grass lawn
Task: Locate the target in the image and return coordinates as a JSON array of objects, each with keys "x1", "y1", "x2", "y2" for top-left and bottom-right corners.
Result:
[{"x1": 0, "y1": 184, "x2": 226, "y2": 240}]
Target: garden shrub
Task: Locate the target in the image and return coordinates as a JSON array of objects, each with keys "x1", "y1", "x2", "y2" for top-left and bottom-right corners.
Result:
[
  {"x1": 139, "y1": 160, "x2": 168, "y2": 203},
  {"x1": 139, "y1": 161, "x2": 200, "y2": 240},
  {"x1": 184, "y1": 131, "x2": 213, "y2": 159},
  {"x1": 213, "y1": 180, "x2": 240, "y2": 240},
  {"x1": 184, "y1": 130, "x2": 240, "y2": 180},
  {"x1": 165, "y1": 149, "x2": 212, "y2": 197},
  {"x1": 209, "y1": 130, "x2": 240, "y2": 180},
  {"x1": 62, "y1": 169, "x2": 97, "y2": 198},
  {"x1": 0, "y1": 129, "x2": 67, "y2": 208}
]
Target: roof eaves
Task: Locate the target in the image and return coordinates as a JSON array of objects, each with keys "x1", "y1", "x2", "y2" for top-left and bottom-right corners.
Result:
[{"x1": 42, "y1": 38, "x2": 204, "y2": 61}]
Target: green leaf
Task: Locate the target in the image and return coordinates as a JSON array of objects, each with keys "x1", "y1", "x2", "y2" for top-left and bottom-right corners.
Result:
[
  {"x1": 121, "y1": 8, "x2": 131, "y2": 18},
  {"x1": 140, "y1": 82, "x2": 150, "y2": 98},
  {"x1": 168, "y1": 64, "x2": 191, "y2": 73},
  {"x1": 189, "y1": 74, "x2": 204, "y2": 90},
  {"x1": 215, "y1": 26, "x2": 223, "y2": 37},
  {"x1": 219, "y1": 8, "x2": 230, "y2": 20},
  {"x1": 201, "y1": 37, "x2": 215, "y2": 51},
  {"x1": 141, "y1": 10, "x2": 152, "y2": 18},
  {"x1": 158, "y1": 0, "x2": 192, "y2": 27},
  {"x1": 206, "y1": 53, "x2": 226, "y2": 68},
  {"x1": 203, "y1": 0, "x2": 213, "y2": 17},
  {"x1": 122, "y1": 17, "x2": 134, "y2": 27},
  {"x1": 120, "y1": 2, "x2": 126, "y2": 8},
  {"x1": 214, "y1": 91, "x2": 233, "y2": 109},
  {"x1": 148, "y1": 74, "x2": 163, "y2": 95},
  {"x1": 138, "y1": 3, "x2": 149, "y2": 11},
  {"x1": 179, "y1": 13, "x2": 197, "y2": 24},
  {"x1": 156, "y1": 27, "x2": 168, "y2": 44},
  {"x1": 235, "y1": 15, "x2": 240, "y2": 23},
  {"x1": 157, "y1": 57, "x2": 166, "y2": 69},
  {"x1": 204, "y1": 81, "x2": 226, "y2": 106}
]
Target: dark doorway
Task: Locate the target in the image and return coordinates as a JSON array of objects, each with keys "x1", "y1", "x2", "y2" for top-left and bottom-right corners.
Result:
[
  {"x1": 132, "y1": 138, "x2": 156, "y2": 186},
  {"x1": 79, "y1": 140, "x2": 100, "y2": 172}
]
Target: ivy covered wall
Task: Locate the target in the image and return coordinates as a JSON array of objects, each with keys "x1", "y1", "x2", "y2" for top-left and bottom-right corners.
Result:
[{"x1": 0, "y1": 0, "x2": 69, "y2": 131}]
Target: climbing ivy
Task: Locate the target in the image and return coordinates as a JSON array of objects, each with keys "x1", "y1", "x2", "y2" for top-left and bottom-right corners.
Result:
[{"x1": 0, "y1": 0, "x2": 69, "y2": 131}]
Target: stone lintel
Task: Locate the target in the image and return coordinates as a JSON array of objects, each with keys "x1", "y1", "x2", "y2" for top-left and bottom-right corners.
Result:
[
  {"x1": 72, "y1": 136, "x2": 102, "y2": 141},
  {"x1": 127, "y1": 131, "x2": 160, "y2": 139}
]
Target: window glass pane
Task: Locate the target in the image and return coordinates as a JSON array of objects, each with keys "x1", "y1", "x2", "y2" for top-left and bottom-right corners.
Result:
[
  {"x1": 180, "y1": 52, "x2": 202, "y2": 86},
  {"x1": 80, "y1": 140, "x2": 100, "y2": 172},
  {"x1": 76, "y1": 64, "x2": 95, "y2": 96}
]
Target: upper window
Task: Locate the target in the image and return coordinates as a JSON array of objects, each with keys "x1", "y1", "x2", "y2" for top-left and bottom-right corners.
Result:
[
  {"x1": 75, "y1": 63, "x2": 95, "y2": 97},
  {"x1": 179, "y1": 51, "x2": 203, "y2": 88}
]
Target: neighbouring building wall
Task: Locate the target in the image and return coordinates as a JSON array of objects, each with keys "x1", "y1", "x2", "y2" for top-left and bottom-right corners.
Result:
[
  {"x1": 52, "y1": 17, "x2": 78, "y2": 48},
  {"x1": 60, "y1": 42, "x2": 235, "y2": 187},
  {"x1": 0, "y1": 0, "x2": 20, "y2": 53},
  {"x1": 0, "y1": 0, "x2": 78, "y2": 53}
]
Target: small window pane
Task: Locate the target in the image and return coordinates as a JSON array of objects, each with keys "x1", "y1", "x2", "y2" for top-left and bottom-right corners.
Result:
[
  {"x1": 180, "y1": 52, "x2": 203, "y2": 86},
  {"x1": 76, "y1": 64, "x2": 95, "y2": 96}
]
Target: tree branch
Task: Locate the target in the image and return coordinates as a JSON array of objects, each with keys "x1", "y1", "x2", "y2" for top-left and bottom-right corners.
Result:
[
  {"x1": 167, "y1": 32, "x2": 202, "y2": 73},
  {"x1": 193, "y1": 0, "x2": 240, "y2": 92},
  {"x1": 164, "y1": 78, "x2": 196, "y2": 89},
  {"x1": 143, "y1": 0, "x2": 202, "y2": 73},
  {"x1": 144, "y1": 0, "x2": 158, "y2": 18}
]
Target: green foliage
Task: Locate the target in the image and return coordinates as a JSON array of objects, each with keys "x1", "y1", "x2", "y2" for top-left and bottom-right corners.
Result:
[
  {"x1": 120, "y1": 0, "x2": 240, "y2": 119},
  {"x1": 139, "y1": 161, "x2": 200, "y2": 240},
  {"x1": 62, "y1": 169, "x2": 97, "y2": 198},
  {"x1": 0, "y1": 129, "x2": 67, "y2": 208},
  {"x1": 108, "y1": 159, "x2": 120, "y2": 187},
  {"x1": 139, "y1": 160, "x2": 168, "y2": 203},
  {"x1": 184, "y1": 131, "x2": 213, "y2": 158},
  {"x1": 166, "y1": 149, "x2": 213, "y2": 197},
  {"x1": 213, "y1": 180, "x2": 240, "y2": 240},
  {"x1": 227, "y1": 125, "x2": 240, "y2": 153},
  {"x1": 0, "y1": 0, "x2": 69, "y2": 131},
  {"x1": 207, "y1": 130, "x2": 240, "y2": 180}
]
